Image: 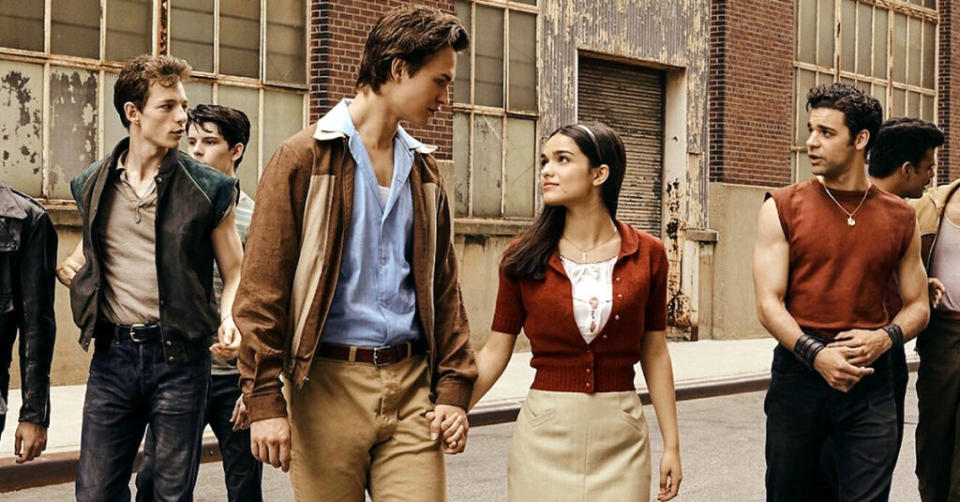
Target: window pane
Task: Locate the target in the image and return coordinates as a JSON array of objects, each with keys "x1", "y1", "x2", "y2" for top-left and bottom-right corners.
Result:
[
  {"x1": 266, "y1": 0, "x2": 305, "y2": 83},
  {"x1": 908, "y1": 17, "x2": 921, "y2": 86},
  {"x1": 892, "y1": 13, "x2": 907, "y2": 83},
  {"x1": 49, "y1": 67, "x2": 98, "y2": 199},
  {"x1": 925, "y1": 0, "x2": 936, "y2": 8},
  {"x1": 453, "y1": 0, "x2": 471, "y2": 104},
  {"x1": 892, "y1": 87, "x2": 906, "y2": 117},
  {"x1": 453, "y1": 112, "x2": 469, "y2": 216},
  {"x1": 797, "y1": 0, "x2": 816, "y2": 64},
  {"x1": 475, "y1": 6, "x2": 504, "y2": 108},
  {"x1": 922, "y1": 21, "x2": 935, "y2": 89},
  {"x1": 921, "y1": 94, "x2": 934, "y2": 122},
  {"x1": 795, "y1": 69, "x2": 816, "y2": 146},
  {"x1": 171, "y1": 0, "x2": 214, "y2": 73},
  {"x1": 856, "y1": 3, "x2": 871, "y2": 76},
  {"x1": 0, "y1": 61, "x2": 44, "y2": 196},
  {"x1": 513, "y1": 0, "x2": 537, "y2": 4},
  {"x1": 907, "y1": 91, "x2": 921, "y2": 118},
  {"x1": 817, "y1": 0, "x2": 835, "y2": 67},
  {"x1": 217, "y1": 85, "x2": 259, "y2": 196},
  {"x1": 52, "y1": 0, "x2": 101, "y2": 59},
  {"x1": 0, "y1": 2, "x2": 43, "y2": 52},
  {"x1": 873, "y1": 9, "x2": 887, "y2": 79},
  {"x1": 840, "y1": 0, "x2": 855, "y2": 72},
  {"x1": 220, "y1": 1, "x2": 260, "y2": 78},
  {"x1": 504, "y1": 118, "x2": 535, "y2": 217},
  {"x1": 262, "y1": 90, "x2": 305, "y2": 197},
  {"x1": 508, "y1": 11, "x2": 536, "y2": 111},
  {"x1": 870, "y1": 84, "x2": 886, "y2": 117},
  {"x1": 106, "y1": 0, "x2": 152, "y2": 62},
  {"x1": 472, "y1": 114, "x2": 502, "y2": 216},
  {"x1": 180, "y1": 80, "x2": 213, "y2": 151},
  {"x1": 103, "y1": 72, "x2": 126, "y2": 152}
]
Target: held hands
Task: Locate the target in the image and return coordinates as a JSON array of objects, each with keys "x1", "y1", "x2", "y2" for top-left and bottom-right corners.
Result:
[
  {"x1": 230, "y1": 395, "x2": 249, "y2": 431},
  {"x1": 14, "y1": 422, "x2": 47, "y2": 464},
  {"x1": 658, "y1": 447, "x2": 682, "y2": 501},
  {"x1": 425, "y1": 404, "x2": 468, "y2": 455},
  {"x1": 250, "y1": 416, "x2": 291, "y2": 472},
  {"x1": 211, "y1": 316, "x2": 242, "y2": 361}
]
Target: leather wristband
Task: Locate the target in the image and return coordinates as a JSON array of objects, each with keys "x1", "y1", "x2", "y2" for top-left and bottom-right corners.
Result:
[
  {"x1": 793, "y1": 334, "x2": 826, "y2": 369},
  {"x1": 882, "y1": 323, "x2": 904, "y2": 347}
]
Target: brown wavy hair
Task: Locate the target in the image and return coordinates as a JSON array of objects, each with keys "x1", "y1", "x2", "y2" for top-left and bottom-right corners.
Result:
[
  {"x1": 501, "y1": 122, "x2": 627, "y2": 280},
  {"x1": 114, "y1": 54, "x2": 191, "y2": 129}
]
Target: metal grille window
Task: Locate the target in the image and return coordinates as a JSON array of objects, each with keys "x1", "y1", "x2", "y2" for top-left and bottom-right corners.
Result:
[
  {"x1": 792, "y1": 0, "x2": 938, "y2": 181},
  {"x1": 0, "y1": 0, "x2": 308, "y2": 200},
  {"x1": 452, "y1": 0, "x2": 538, "y2": 220}
]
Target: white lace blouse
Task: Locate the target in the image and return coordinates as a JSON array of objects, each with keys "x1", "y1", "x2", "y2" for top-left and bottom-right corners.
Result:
[{"x1": 560, "y1": 255, "x2": 617, "y2": 344}]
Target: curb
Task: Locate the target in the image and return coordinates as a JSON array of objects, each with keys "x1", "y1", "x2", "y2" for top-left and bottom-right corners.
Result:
[{"x1": 0, "y1": 359, "x2": 920, "y2": 493}]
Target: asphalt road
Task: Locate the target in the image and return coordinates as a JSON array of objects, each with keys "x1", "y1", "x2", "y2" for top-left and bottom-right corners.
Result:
[{"x1": 3, "y1": 374, "x2": 923, "y2": 501}]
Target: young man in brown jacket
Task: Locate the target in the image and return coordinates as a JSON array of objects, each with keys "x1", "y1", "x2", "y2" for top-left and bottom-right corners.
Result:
[{"x1": 234, "y1": 7, "x2": 476, "y2": 501}]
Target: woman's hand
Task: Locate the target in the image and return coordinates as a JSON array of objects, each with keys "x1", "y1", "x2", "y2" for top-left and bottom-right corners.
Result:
[{"x1": 657, "y1": 447, "x2": 682, "y2": 500}]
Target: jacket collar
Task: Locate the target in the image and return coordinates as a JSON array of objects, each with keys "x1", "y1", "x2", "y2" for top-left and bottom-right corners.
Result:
[
  {"x1": 312, "y1": 99, "x2": 438, "y2": 155},
  {"x1": 0, "y1": 182, "x2": 27, "y2": 219}
]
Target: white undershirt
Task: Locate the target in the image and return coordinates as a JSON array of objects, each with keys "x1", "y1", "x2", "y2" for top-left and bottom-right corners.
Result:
[
  {"x1": 379, "y1": 185, "x2": 390, "y2": 206},
  {"x1": 561, "y1": 255, "x2": 617, "y2": 344}
]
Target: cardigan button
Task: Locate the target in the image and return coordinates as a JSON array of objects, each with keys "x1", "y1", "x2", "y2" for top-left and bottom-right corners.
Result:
[
  {"x1": 616, "y1": 277, "x2": 621, "y2": 282},
  {"x1": 617, "y1": 293, "x2": 622, "y2": 299},
  {"x1": 585, "y1": 382, "x2": 591, "y2": 388},
  {"x1": 614, "y1": 314, "x2": 620, "y2": 320},
  {"x1": 602, "y1": 335, "x2": 608, "y2": 339},
  {"x1": 586, "y1": 368, "x2": 591, "y2": 373}
]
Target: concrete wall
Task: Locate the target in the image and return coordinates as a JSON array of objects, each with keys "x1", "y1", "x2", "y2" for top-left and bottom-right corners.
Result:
[{"x1": 706, "y1": 182, "x2": 769, "y2": 340}]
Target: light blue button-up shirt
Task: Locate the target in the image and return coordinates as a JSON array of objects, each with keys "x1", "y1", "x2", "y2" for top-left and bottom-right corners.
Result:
[{"x1": 321, "y1": 99, "x2": 423, "y2": 347}]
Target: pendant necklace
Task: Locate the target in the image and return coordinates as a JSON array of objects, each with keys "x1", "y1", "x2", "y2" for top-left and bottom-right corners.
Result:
[
  {"x1": 821, "y1": 181, "x2": 871, "y2": 227},
  {"x1": 561, "y1": 225, "x2": 618, "y2": 262}
]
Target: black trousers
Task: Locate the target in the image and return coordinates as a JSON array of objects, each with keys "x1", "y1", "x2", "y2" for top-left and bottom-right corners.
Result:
[
  {"x1": 765, "y1": 343, "x2": 899, "y2": 502},
  {"x1": 915, "y1": 315, "x2": 960, "y2": 502}
]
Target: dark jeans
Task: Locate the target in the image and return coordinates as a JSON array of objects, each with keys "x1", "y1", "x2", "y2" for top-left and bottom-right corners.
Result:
[
  {"x1": 765, "y1": 343, "x2": 898, "y2": 502},
  {"x1": 814, "y1": 343, "x2": 908, "y2": 500},
  {"x1": 915, "y1": 315, "x2": 960, "y2": 501},
  {"x1": 75, "y1": 335, "x2": 210, "y2": 502},
  {"x1": 136, "y1": 373, "x2": 263, "y2": 502}
]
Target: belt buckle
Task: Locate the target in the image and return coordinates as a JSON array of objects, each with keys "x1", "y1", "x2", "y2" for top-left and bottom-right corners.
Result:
[
  {"x1": 372, "y1": 346, "x2": 389, "y2": 367},
  {"x1": 128, "y1": 323, "x2": 149, "y2": 343}
]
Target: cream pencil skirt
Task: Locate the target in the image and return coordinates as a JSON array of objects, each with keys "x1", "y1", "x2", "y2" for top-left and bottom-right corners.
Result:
[{"x1": 508, "y1": 389, "x2": 652, "y2": 501}]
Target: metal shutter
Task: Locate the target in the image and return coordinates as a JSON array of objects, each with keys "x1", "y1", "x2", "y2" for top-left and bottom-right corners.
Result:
[{"x1": 577, "y1": 57, "x2": 664, "y2": 236}]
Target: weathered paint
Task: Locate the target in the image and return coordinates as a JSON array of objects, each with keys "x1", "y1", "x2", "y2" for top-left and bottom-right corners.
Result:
[
  {"x1": 540, "y1": 0, "x2": 711, "y2": 338},
  {"x1": 0, "y1": 62, "x2": 43, "y2": 195},
  {"x1": 47, "y1": 68, "x2": 98, "y2": 199}
]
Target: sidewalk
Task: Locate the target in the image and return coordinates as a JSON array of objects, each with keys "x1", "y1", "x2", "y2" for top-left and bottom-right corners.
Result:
[{"x1": 0, "y1": 337, "x2": 919, "y2": 488}]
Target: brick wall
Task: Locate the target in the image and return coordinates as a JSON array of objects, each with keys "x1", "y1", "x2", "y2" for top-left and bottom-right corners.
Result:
[
  {"x1": 309, "y1": 0, "x2": 455, "y2": 160},
  {"x1": 939, "y1": 0, "x2": 960, "y2": 183},
  {"x1": 708, "y1": 0, "x2": 794, "y2": 187}
]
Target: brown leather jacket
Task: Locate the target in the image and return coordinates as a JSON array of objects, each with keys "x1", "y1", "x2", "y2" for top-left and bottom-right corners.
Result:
[{"x1": 234, "y1": 124, "x2": 476, "y2": 422}]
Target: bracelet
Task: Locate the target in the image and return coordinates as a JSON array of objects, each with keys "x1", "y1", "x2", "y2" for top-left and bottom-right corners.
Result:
[
  {"x1": 882, "y1": 323, "x2": 904, "y2": 347},
  {"x1": 793, "y1": 334, "x2": 826, "y2": 369}
]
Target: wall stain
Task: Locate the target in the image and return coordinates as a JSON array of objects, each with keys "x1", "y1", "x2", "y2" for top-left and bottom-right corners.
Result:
[
  {"x1": 0, "y1": 69, "x2": 43, "y2": 188},
  {"x1": 48, "y1": 69, "x2": 98, "y2": 197}
]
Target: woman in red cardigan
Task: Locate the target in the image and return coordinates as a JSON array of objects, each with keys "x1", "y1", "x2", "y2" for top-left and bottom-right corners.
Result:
[{"x1": 468, "y1": 122, "x2": 682, "y2": 501}]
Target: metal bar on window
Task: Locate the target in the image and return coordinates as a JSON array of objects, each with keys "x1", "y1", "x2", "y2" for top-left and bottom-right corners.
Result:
[
  {"x1": 44, "y1": 0, "x2": 52, "y2": 54},
  {"x1": 41, "y1": 62, "x2": 51, "y2": 198},
  {"x1": 213, "y1": 0, "x2": 219, "y2": 76}
]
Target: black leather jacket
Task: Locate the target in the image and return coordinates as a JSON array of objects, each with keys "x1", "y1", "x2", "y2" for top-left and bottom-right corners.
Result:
[
  {"x1": 69, "y1": 138, "x2": 237, "y2": 363},
  {"x1": 0, "y1": 181, "x2": 57, "y2": 428}
]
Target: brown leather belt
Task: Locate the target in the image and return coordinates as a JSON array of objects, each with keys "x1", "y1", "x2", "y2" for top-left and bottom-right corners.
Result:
[{"x1": 317, "y1": 340, "x2": 425, "y2": 367}]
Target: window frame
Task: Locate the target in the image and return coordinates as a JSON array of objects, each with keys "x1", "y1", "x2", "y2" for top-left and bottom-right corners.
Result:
[
  {"x1": 0, "y1": 0, "x2": 310, "y2": 202},
  {"x1": 791, "y1": 0, "x2": 939, "y2": 182},
  {"x1": 452, "y1": 0, "x2": 540, "y2": 222}
]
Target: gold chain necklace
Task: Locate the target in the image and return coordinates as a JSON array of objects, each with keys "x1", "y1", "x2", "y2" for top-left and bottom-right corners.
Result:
[
  {"x1": 821, "y1": 181, "x2": 871, "y2": 227},
  {"x1": 561, "y1": 225, "x2": 619, "y2": 262}
]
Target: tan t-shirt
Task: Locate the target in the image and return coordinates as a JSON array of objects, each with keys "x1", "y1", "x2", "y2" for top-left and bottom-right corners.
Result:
[{"x1": 95, "y1": 153, "x2": 161, "y2": 325}]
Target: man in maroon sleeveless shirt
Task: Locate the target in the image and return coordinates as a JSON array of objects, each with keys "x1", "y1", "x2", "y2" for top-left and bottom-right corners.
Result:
[{"x1": 753, "y1": 83, "x2": 929, "y2": 502}]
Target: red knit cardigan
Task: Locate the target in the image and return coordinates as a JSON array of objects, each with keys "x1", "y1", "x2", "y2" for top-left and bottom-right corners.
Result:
[{"x1": 491, "y1": 220, "x2": 669, "y2": 393}]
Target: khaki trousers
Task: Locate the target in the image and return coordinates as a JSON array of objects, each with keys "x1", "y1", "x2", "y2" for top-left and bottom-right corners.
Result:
[
  {"x1": 508, "y1": 389, "x2": 652, "y2": 501},
  {"x1": 285, "y1": 354, "x2": 445, "y2": 502}
]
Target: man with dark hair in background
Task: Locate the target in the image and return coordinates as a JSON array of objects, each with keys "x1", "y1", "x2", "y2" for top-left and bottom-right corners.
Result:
[
  {"x1": 754, "y1": 83, "x2": 929, "y2": 501},
  {"x1": 56, "y1": 54, "x2": 244, "y2": 502},
  {"x1": 136, "y1": 104, "x2": 261, "y2": 502},
  {"x1": 234, "y1": 6, "x2": 477, "y2": 501}
]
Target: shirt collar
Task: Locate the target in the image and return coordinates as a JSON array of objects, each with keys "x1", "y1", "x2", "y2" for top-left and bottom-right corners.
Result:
[
  {"x1": 0, "y1": 182, "x2": 27, "y2": 220},
  {"x1": 313, "y1": 98, "x2": 437, "y2": 154}
]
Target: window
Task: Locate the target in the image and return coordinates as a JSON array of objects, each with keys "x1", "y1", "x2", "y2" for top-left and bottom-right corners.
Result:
[
  {"x1": 0, "y1": 0, "x2": 308, "y2": 200},
  {"x1": 792, "y1": 0, "x2": 937, "y2": 181},
  {"x1": 453, "y1": 0, "x2": 538, "y2": 219}
]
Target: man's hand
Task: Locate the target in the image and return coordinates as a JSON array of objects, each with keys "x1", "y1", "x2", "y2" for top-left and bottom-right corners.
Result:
[
  {"x1": 930, "y1": 277, "x2": 946, "y2": 309},
  {"x1": 250, "y1": 416, "x2": 291, "y2": 472},
  {"x1": 56, "y1": 255, "x2": 83, "y2": 287},
  {"x1": 14, "y1": 422, "x2": 47, "y2": 464},
  {"x1": 828, "y1": 328, "x2": 892, "y2": 367},
  {"x1": 426, "y1": 404, "x2": 468, "y2": 455},
  {"x1": 230, "y1": 395, "x2": 249, "y2": 431},
  {"x1": 812, "y1": 346, "x2": 875, "y2": 392}
]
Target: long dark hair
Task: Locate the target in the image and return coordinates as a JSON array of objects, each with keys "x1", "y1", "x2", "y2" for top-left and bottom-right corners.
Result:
[{"x1": 501, "y1": 122, "x2": 627, "y2": 280}]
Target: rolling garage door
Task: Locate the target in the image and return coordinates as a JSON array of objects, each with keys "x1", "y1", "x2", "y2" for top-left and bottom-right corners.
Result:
[{"x1": 578, "y1": 56, "x2": 665, "y2": 236}]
